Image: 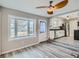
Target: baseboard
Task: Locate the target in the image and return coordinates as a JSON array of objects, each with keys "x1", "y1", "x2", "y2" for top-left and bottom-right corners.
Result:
[
  {"x1": 54, "y1": 36, "x2": 65, "y2": 39},
  {"x1": 2, "y1": 42, "x2": 39, "y2": 54}
]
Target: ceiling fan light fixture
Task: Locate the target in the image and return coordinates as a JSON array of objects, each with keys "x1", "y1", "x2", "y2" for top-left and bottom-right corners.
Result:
[
  {"x1": 47, "y1": 7, "x2": 53, "y2": 14},
  {"x1": 47, "y1": 10, "x2": 53, "y2": 14}
]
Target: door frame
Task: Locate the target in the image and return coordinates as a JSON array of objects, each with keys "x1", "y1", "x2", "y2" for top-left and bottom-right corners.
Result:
[{"x1": 38, "y1": 20, "x2": 48, "y2": 42}]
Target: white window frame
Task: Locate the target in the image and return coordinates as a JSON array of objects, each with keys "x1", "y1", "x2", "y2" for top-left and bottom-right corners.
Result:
[{"x1": 8, "y1": 15, "x2": 36, "y2": 40}]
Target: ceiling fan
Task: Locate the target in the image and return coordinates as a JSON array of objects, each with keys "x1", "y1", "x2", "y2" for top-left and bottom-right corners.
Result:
[{"x1": 36, "y1": 0, "x2": 68, "y2": 14}]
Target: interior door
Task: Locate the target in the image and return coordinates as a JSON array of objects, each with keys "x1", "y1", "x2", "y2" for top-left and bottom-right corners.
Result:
[{"x1": 38, "y1": 20, "x2": 47, "y2": 42}]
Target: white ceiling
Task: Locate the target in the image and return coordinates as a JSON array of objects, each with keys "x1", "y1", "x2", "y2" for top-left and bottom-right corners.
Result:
[
  {"x1": 0, "y1": 0, "x2": 79, "y2": 17},
  {"x1": 58, "y1": 11, "x2": 79, "y2": 19}
]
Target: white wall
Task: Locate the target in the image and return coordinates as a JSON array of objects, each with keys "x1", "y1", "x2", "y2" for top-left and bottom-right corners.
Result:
[
  {"x1": 1, "y1": 7, "x2": 48, "y2": 54},
  {"x1": 0, "y1": 6, "x2": 2, "y2": 55},
  {"x1": 69, "y1": 18, "x2": 79, "y2": 38}
]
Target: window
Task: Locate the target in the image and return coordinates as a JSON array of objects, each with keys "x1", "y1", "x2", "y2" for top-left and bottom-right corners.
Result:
[
  {"x1": 9, "y1": 16, "x2": 35, "y2": 39},
  {"x1": 10, "y1": 18, "x2": 16, "y2": 38},
  {"x1": 40, "y1": 21, "x2": 46, "y2": 33},
  {"x1": 16, "y1": 19, "x2": 28, "y2": 37},
  {"x1": 28, "y1": 20, "x2": 34, "y2": 35}
]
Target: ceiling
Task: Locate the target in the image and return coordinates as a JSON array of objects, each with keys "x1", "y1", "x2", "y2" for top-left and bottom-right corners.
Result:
[
  {"x1": 58, "y1": 11, "x2": 79, "y2": 19},
  {"x1": 0, "y1": 0, "x2": 79, "y2": 18}
]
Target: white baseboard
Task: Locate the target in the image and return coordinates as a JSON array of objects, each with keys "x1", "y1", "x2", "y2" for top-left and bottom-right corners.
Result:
[{"x1": 2, "y1": 42, "x2": 39, "y2": 54}]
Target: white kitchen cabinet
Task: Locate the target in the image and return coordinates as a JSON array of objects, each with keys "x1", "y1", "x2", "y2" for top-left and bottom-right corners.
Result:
[
  {"x1": 50, "y1": 17, "x2": 64, "y2": 29},
  {"x1": 56, "y1": 30, "x2": 65, "y2": 38},
  {"x1": 49, "y1": 31, "x2": 54, "y2": 40}
]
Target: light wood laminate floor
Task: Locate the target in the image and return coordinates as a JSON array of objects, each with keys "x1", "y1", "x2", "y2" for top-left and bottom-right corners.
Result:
[{"x1": 2, "y1": 37, "x2": 79, "y2": 58}]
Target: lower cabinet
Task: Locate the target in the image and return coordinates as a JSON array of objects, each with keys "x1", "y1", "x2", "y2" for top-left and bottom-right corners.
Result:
[
  {"x1": 49, "y1": 31, "x2": 54, "y2": 40},
  {"x1": 49, "y1": 30, "x2": 65, "y2": 40},
  {"x1": 56, "y1": 30, "x2": 65, "y2": 38}
]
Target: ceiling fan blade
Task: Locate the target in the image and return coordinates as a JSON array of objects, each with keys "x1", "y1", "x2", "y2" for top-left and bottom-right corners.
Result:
[
  {"x1": 54, "y1": 0, "x2": 68, "y2": 10},
  {"x1": 36, "y1": 6, "x2": 49, "y2": 8}
]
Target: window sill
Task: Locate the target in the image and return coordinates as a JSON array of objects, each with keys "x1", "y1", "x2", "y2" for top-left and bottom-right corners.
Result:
[{"x1": 8, "y1": 35, "x2": 37, "y2": 41}]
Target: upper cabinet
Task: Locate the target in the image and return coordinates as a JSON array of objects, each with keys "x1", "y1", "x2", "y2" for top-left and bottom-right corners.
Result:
[{"x1": 49, "y1": 17, "x2": 64, "y2": 29}]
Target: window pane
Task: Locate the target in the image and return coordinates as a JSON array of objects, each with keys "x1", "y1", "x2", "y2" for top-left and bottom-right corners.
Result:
[
  {"x1": 40, "y1": 21, "x2": 46, "y2": 33},
  {"x1": 9, "y1": 16, "x2": 36, "y2": 39},
  {"x1": 29, "y1": 20, "x2": 34, "y2": 35},
  {"x1": 10, "y1": 18, "x2": 15, "y2": 38},
  {"x1": 17, "y1": 19, "x2": 28, "y2": 37}
]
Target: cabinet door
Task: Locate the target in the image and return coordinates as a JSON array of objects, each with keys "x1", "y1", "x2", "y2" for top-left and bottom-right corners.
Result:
[{"x1": 50, "y1": 31, "x2": 54, "y2": 40}]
